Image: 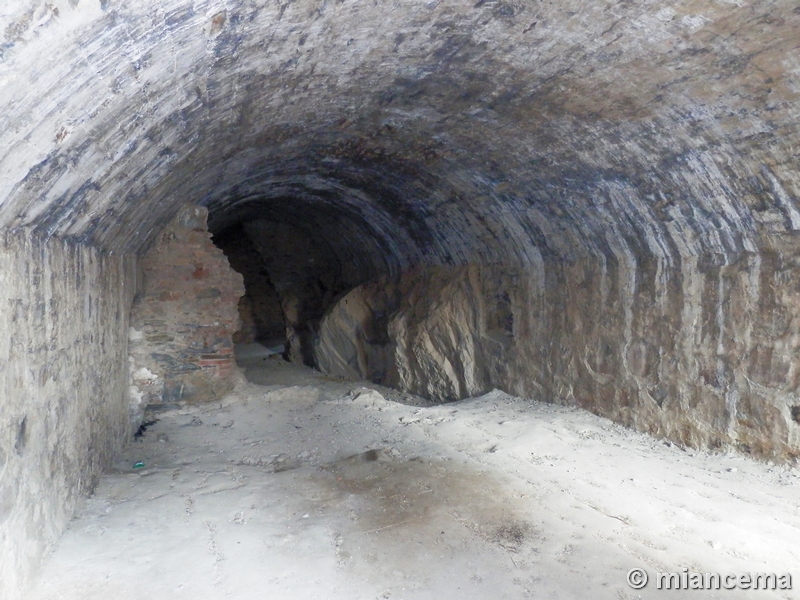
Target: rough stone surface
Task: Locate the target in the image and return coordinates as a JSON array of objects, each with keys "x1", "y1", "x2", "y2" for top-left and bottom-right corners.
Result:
[
  {"x1": 0, "y1": 232, "x2": 135, "y2": 600},
  {"x1": 3, "y1": 0, "x2": 800, "y2": 594},
  {"x1": 128, "y1": 206, "x2": 244, "y2": 422},
  {"x1": 3, "y1": 3, "x2": 800, "y2": 459},
  {"x1": 0, "y1": 0, "x2": 798, "y2": 263},
  {"x1": 317, "y1": 260, "x2": 800, "y2": 461}
]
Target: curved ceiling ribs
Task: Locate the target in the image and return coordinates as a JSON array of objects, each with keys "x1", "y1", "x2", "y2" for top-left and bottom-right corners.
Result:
[{"x1": 0, "y1": 0, "x2": 797, "y2": 271}]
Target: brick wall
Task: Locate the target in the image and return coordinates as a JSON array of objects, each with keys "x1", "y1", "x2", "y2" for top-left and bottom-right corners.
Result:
[{"x1": 128, "y1": 205, "x2": 244, "y2": 423}]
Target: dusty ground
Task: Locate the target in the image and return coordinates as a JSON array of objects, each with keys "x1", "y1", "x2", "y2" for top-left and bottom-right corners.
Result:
[{"x1": 26, "y1": 345, "x2": 800, "y2": 599}]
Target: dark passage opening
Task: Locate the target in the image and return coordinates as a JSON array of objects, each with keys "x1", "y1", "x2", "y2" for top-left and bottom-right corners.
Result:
[
  {"x1": 212, "y1": 210, "x2": 377, "y2": 368},
  {"x1": 207, "y1": 180, "x2": 407, "y2": 369},
  {"x1": 212, "y1": 224, "x2": 287, "y2": 358}
]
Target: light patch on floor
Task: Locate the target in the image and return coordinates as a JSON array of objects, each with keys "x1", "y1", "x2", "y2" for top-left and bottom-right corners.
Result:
[{"x1": 26, "y1": 358, "x2": 800, "y2": 599}]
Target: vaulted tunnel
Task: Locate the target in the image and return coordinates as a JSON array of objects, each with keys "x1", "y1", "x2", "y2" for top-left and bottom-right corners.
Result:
[{"x1": 3, "y1": 0, "x2": 800, "y2": 597}]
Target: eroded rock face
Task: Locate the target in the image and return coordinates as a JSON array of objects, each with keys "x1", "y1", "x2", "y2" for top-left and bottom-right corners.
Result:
[
  {"x1": 317, "y1": 257, "x2": 800, "y2": 461},
  {"x1": 128, "y1": 206, "x2": 244, "y2": 421}
]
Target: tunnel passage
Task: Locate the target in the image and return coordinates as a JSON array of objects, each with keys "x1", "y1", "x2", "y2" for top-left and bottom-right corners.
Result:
[
  {"x1": 4, "y1": 0, "x2": 800, "y2": 598},
  {"x1": 211, "y1": 227, "x2": 285, "y2": 349},
  {"x1": 206, "y1": 167, "x2": 421, "y2": 366}
]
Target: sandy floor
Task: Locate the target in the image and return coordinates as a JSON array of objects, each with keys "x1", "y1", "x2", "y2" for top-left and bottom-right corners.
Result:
[{"x1": 26, "y1": 349, "x2": 800, "y2": 599}]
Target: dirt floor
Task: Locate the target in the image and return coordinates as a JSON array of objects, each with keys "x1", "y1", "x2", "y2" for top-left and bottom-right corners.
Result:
[{"x1": 26, "y1": 345, "x2": 800, "y2": 599}]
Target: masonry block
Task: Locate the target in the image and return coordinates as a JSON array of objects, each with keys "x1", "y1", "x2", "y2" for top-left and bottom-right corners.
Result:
[{"x1": 128, "y1": 205, "x2": 245, "y2": 424}]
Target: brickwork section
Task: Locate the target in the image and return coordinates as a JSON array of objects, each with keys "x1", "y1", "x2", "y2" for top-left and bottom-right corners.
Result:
[{"x1": 128, "y1": 205, "x2": 244, "y2": 420}]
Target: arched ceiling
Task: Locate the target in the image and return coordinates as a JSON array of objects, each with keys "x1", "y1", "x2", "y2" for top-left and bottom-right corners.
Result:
[{"x1": 1, "y1": 0, "x2": 799, "y2": 272}]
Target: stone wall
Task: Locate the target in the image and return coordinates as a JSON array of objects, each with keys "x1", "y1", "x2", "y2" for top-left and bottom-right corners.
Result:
[
  {"x1": 4, "y1": 0, "x2": 800, "y2": 595},
  {"x1": 316, "y1": 253, "x2": 800, "y2": 461},
  {"x1": 0, "y1": 231, "x2": 136, "y2": 600},
  {"x1": 128, "y1": 206, "x2": 244, "y2": 422}
]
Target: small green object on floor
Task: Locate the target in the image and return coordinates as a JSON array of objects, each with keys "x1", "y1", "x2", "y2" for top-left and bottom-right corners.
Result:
[{"x1": 133, "y1": 461, "x2": 145, "y2": 469}]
